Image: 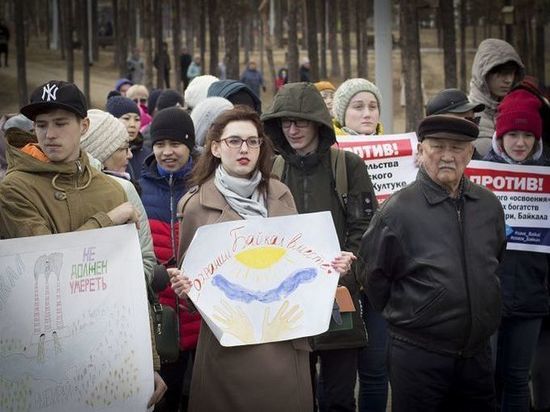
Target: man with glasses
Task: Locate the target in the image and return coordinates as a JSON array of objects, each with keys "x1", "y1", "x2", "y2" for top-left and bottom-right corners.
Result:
[
  {"x1": 426, "y1": 88, "x2": 485, "y2": 159},
  {"x1": 262, "y1": 82, "x2": 377, "y2": 412}
]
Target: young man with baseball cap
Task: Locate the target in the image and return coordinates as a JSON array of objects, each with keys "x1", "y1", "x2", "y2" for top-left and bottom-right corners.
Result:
[{"x1": 0, "y1": 80, "x2": 167, "y2": 408}]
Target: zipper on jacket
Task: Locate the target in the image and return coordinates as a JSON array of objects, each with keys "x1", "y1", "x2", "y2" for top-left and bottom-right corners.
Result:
[
  {"x1": 300, "y1": 158, "x2": 309, "y2": 211},
  {"x1": 456, "y1": 199, "x2": 473, "y2": 354},
  {"x1": 75, "y1": 160, "x2": 83, "y2": 188},
  {"x1": 169, "y1": 174, "x2": 178, "y2": 263}
]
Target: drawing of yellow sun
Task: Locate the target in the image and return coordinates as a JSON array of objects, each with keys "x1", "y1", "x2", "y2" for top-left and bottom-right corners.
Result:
[{"x1": 234, "y1": 246, "x2": 287, "y2": 269}]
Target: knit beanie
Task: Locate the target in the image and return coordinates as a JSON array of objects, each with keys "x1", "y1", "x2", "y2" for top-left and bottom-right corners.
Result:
[
  {"x1": 191, "y1": 97, "x2": 234, "y2": 148},
  {"x1": 106, "y1": 96, "x2": 140, "y2": 119},
  {"x1": 80, "y1": 109, "x2": 129, "y2": 163},
  {"x1": 147, "y1": 89, "x2": 162, "y2": 114},
  {"x1": 496, "y1": 89, "x2": 542, "y2": 139},
  {"x1": 315, "y1": 81, "x2": 336, "y2": 93},
  {"x1": 333, "y1": 78, "x2": 382, "y2": 127},
  {"x1": 184, "y1": 75, "x2": 219, "y2": 109},
  {"x1": 115, "y1": 78, "x2": 133, "y2": 91},
  {"x1": 150, "y1": 107, "x2": 195, "y2": 151},
  {"x1": 156, "y1": 89, "x2": 185, "y2": 111}
]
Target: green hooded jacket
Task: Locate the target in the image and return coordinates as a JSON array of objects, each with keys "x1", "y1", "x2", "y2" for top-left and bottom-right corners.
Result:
[{"x1": 262, "y1": 82, "x2": 378, "y2": 350}]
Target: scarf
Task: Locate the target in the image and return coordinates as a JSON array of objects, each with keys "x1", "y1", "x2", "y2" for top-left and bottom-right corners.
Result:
[{"x1": 214, "y1": 165, "x2": 267, "y2": 219}]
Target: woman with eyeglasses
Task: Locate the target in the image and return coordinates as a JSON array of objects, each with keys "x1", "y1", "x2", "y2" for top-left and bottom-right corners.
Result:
[{"x1": 168, "y1": 106, "x2": 355, "y2": 412}]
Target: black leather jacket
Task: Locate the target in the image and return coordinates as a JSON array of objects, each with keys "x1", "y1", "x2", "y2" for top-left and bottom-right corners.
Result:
[{"x1": 359, "y1": 168, "x2": 506, "y2": 357}]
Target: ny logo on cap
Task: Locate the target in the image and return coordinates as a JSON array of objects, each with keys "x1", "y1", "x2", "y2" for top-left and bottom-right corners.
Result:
[{"x1": 42, "y1": 83, "x2": 59, "y2": 102}]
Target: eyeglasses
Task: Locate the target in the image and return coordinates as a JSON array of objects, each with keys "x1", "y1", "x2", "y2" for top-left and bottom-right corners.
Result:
[
  {"x1": 281, "y1": 119, "x2": 311, "y2": 129},
  {"x1": 133, "y1": 98, "x2": 147, "y2": 104},
  {"x1": 465, "y1": 116, "x2": 481, "y2": 125},
  {"x1": 219, "y1": 136, "x2": 263, "y2": 149}
]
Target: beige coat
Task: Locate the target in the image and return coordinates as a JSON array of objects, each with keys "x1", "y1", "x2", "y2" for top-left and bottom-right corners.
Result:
[{"x1": 177, "y1": 177, "x2": 313, "y2": 412}]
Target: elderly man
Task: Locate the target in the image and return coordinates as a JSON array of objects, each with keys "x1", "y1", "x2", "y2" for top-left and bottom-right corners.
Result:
[{"x1": 359, "y1": 115, "x2": 506, "y2": 412}]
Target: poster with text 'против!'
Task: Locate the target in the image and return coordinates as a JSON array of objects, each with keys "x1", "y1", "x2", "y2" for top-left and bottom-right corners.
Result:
[
  {"x1": 466, "y1": 160, "x2": 550, "y2": 254},
  {"x1": 0, "y1": 224, "x2": 153, "y2": 411},
  {"x1": 182, "y1": 211, "x2": 342, "y2": 347},
  {"x1": 336, "y1": 132, "x2": 420, "y2": 202}
]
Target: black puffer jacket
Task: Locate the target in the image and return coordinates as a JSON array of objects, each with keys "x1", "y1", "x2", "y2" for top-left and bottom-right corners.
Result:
[
  {"x1": 360, "y1": 168, "x2": 506, "y2": 357},
  {"x1": 262, "y1": 82, "x2": 378, "y2": 350}
]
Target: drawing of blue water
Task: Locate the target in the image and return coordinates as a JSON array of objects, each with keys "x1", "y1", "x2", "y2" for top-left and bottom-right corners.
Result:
[{"x1": 212, "y1": 268, "x2": 318, "y2": 303}]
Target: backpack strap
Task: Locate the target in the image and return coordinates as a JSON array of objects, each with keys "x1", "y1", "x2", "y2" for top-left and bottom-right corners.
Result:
[
  {"x1": 271, "y1": 154, "x2": 285, "y2": 180},
  {"x1": 330, "y1": 147, "x2": 348, "y2": 211}
]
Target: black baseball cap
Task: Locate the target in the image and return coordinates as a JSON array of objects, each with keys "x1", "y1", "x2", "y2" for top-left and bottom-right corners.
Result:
[
  {"x1": 426, "y1": 88, "x2": 485, "y2": 116},
  {"x1": 21, "y1": 80, "x2": 88, "y2": 120}
]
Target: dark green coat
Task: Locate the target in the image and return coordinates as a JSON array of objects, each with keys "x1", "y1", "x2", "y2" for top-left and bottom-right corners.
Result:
[{"x1": 262, "y1": 82, "x2": 378, "y2": 350}]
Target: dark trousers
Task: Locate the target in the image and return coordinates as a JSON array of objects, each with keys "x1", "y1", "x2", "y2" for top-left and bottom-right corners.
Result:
[
  {"x1": 493, "y1": 317, "x2": 543, "y2": 412},
  {"x1": 311, "y1": 348, "x2": 358, "y2": 412},
  {"x1": 388, "y1": 338, "x2": 496, "y2": 412},
  {"x1": 358, "y1": 293, "x2": 388, "y2": 412},
  {"x1": 532, "y1": 316, "x2": 550, "y2": 411},
  {"x1": 156, "y1": 350, "x2": 194, "y2": 412}
]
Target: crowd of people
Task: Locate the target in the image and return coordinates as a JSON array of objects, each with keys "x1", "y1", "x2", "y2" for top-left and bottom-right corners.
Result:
[{"x1": 0, "y1": 37, "x2": 549, "y2": 412}]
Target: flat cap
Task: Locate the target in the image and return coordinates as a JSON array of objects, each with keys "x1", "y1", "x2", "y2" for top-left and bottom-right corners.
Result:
[
  {"x1": 417, "y1": 114, "x2": 479, "y2": 142},
  {"x1": 426, "y1": 88, "x2": 485, "y2": 116}
]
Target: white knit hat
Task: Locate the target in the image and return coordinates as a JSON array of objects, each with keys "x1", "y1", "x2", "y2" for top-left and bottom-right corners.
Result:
[
  {"x1": 333, "y1": 78, "x2": 382, "y2": 127},
  {"x1": 80, "y1": 109, "x2": 129, "y2": 164},
  {"x1": 184, "y1": 75, "x2": 219, "y2": 109},
  {"x1": 191, "y1": 97, "x2": 234, "y2": 149}
]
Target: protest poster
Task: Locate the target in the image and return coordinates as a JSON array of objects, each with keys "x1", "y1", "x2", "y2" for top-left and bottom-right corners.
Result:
[
  {"x1": 465, "y1": 160, "x2": 550, "y2": 253},
  {"x1": 0, "y1": 225, "x2": 154, "y2": 411},
  {"x1": 181, "y1": 211, "x2": 342, "y2": 347},
  {"x1": 336, "y1": 133, "x2": 419, "y2": 202}
]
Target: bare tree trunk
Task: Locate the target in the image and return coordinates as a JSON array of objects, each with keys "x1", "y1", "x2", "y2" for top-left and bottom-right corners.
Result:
[
  {"x1": 153, "y1": 0, "x2": 163, "y2": 88},
  {"x1": 287, "y1": 0, "x2": 299, "y2": 82},
  {"x1": 117, "y1": 0, "x2": 129, "y2": 77},
  {"x1": 440, "y1": 0, "x2": 457, "y2": 88},
  {"x1": 128, "y1": 0, "x2": 137, "y2": 51},
  {"x1": 319, "y1": 0, "x2": 327, "y2": 79},
  {"x1": 341, "y1": 0, "x2": 351, "y2": 79},
  {"x1": 142, "y1": 0, "x2": 153, "y2": 89},
  {"x1": 328, "y1": 0, "x2": 340, "y2": 77},
  {"x1": 305, "y1": 0, "x2": 319, "y2": 81},
  {"x1": 223, "y1": 2, "x2": 240, "y2": 80},
  {"x1": 185, "y1": 0, "x2": 194, "y2": 52},
  {"x1": 59, "y1": 0, "x2": 65, "y2": 59},
  {"x1": 45, "y1": 0, "x2": 50, "y2": 49},
  {"x1": 534, "y1": 2, "x2": 545, "y2": 84},
  {"x1": 356, "y1": 0, "x2": 368, "y2": 78},
  {"x1": 459, "y1": 0, "x2": 467, "y2": 90},
  {"x1": 172, "y1": 0, "x2": 182, "y2": 89},
  {"x1": 62, "y1": 0, "x2": 74, "y2": 82},
  {"x1": 275, "y1": 0, "x2": 283, "y2": 47},
  {"x1": 112, "y1": 0, "x2": 118, "y2": 67},
  {"x1": 80, "y1": 0, "x2": 90, "y2": 105},
  {"x1": 208, "y1": 0, "x2": 220, "y2": 76},
  {"x1": 91, "y1": 0, "x2": 99, "y2": 61},
  {"x1": 259, "y1": 0, "x2": 277, "y2": 92},
  {"x1": 400, "y1": 0, "x2": 423, "y2": 132},
  {"x1": 199, "y1": 0, "x2": 206, "y2": 69},
  {"x1": 15, "y1": 0, "x2": 28, "y2": 105}
]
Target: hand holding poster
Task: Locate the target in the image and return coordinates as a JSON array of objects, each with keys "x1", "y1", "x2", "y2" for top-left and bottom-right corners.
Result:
[
  {"x1": 336, "y1": 133, "x2": 419, "y2": 202},
  {"x1": 181, "y1": 211, "x2": 342, "y2": 347},
  {"x1": 465, "y1": 160, "x2": 550, "y2": 253},
  {"x1": 0, "y1": 225, "x2": 154, "y2": 411}
]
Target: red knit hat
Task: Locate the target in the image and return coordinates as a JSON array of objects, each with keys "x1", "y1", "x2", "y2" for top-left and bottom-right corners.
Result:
[{"x1": 495, "y1": 89, "x2": 542, "y2": 139}]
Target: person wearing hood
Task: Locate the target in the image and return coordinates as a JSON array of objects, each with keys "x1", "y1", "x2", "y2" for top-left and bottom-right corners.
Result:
[
  {"x1": 184, "y1": 74, "x2": 219, "y2": 111},
  {"x1": 115, "y1": 78, "x2": 134, "y2": 96},
  {"x1": 468, "y1": 38, "x2": 524, "y2": 157},
  {"x1": 483, "y1": 89, "x2": 549, "y2": 412},
  {"x1": 139, "y1": 106, "x2": 201, "y2": 412},
  {"x1": 0, "y1": 80, "x2": 166, "y2": 408},
  {"x1": 262, "y1": 82, "x2": 377, "y2": 412},
  {"x1": 240, "y1": 60, "x2": 266, "y2": 98},
  {"x1": 208, "y1": 79, "x2": 262, "y2": 114}
]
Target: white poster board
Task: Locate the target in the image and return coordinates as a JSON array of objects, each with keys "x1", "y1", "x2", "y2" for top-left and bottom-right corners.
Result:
[
  {"x1": 465, "y1": 160, "x2": 550, "y2": 253},
  {"x1": 0, "y1": 225, "x2": 154, "y2": 411},
  {"x1": 336, "y1": 133, "x2": 419, "y2": 202},
  {"x1": 181, "y1": 211, "x2": 341, "y2": 347}
]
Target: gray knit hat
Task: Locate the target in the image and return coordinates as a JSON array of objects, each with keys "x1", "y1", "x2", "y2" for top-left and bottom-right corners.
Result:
[
  {"x1": 333, "y1": 78, "x2": 382, "y2": 127},
  {"x1": 191, "y1": 97, "x2": 234, "y2": 149},
  {"x1": 80, "y1": 109, "x2": 129, "y2": 163},
  {"x1": 184, "y1": 75, "x2": 219, "y2": 109}
]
